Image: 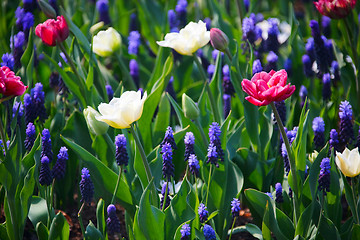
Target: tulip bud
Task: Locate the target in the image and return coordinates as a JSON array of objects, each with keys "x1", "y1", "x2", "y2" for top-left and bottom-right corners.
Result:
[
  {"x1": 90, "y1": 21, "x2": 105, "y2": 35},
  {"x1": 84, "y1": 106, "x2": 109, "y2": 135},
  {"x1": 210, "y1": 28, "x2": 229, "y2": 52},
  {"x1": 38, "y1": 0, "x2": 57, "y2": 19},
  {"x1": 182, "y1": 93, "x2": 200, "y2": 119}
]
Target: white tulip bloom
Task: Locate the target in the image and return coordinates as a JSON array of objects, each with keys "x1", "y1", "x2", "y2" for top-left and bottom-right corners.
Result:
[
  {"x1": 93, "y1": 27, "x2": 121, "y2": 57},
  {"x1": 157, "y1": 20, "x2": 210, "y2": 56},
  {"x1": 96, "y1": 90, "x2": 147, "y2": 129},
  {"x1": 335, "y1": 147, "x2": 360, "y2": 177}
]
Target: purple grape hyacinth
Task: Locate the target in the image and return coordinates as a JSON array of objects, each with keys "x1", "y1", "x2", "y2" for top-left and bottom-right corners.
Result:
[
  {"x1": 39, "y1": 156, "x2": 52, "y2": 186},
  {"x1": 162, "y1": 143, "x2": 174, "y2": 181},
  {"x1": 203, "y1": 224, "x2": 216, "y2": 240},
  {"x1": 25, "y1": 122, "x2": 36, "y2": 151},
  {"x1": 41, "y1": 129, "x2": 53, "y2": 162},
  {"x1": 52, "y1": 147, "x2": 68, "y2": 180},
  {"x1": 160, "y1": 182, "x2": 170, "y2": 209},
  {"x1": 231, "y1": 198, "x2": 241, "y2": 218},
  {"x1": 79, "y1": 168, "x2": 94, "y2": 203},
  {"x1": 318, "y1": 158, "x2": 331, "y2": 195},
  {"x1": 180, "y1": 223, "x2": 191, "y2": 240},
  {"x1": 115, "y1": 134, "x2": 129, "y2": 169},
  {"x1": 312, "y1": 117, "x2": 325, "y2": 150},
  {"x1": 198, "y1": 203, "x2": 208, "y2": 223},
  {"x1": 107, "y1": 204, "x2": 121, "y2": 234},
  {"x1": 184, "y1": 132, "x2": 195, "y2": 161},
  {"x1": 188, "y1": 154, "x2": 200, "y2": 177},
  {"x1": 275, "y1": 183, "x2": 283, "y2": 203}
]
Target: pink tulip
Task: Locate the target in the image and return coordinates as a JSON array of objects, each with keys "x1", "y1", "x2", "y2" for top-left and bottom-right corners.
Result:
[
  {"x1": 314, "y1": 0, "x2": 356, "y2": 19},
  {"x1": 241, "y1": 69, "x2": 295, "y2": 106},
  {"x1": 0, "y1": 66, "x2": 27, "y2": 96}
]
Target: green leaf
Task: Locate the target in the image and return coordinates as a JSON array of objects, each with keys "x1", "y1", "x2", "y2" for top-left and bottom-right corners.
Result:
[
  {"x1": 164, "y1": 178, "x2": 196, "y2": 238},
  {"x1": 295, "y1": 201, "x2": 315, "y2": 237},
  {"x1": 28, "y1": 196, "x2": 54, "y2": 228},
  {"x1": 20, "y1": 165, "x2": 36, "y2": 225},
  {"x1": 0, "y1": 223, "x2": 9, "y2": 240},
  {"x1": 291, "y1": 104, "x2": 309, "y2": 172},
  {"x1": 275, "y1": 208, "x2": 294, "y2": 239},
  {"x1": 36, "y1": 222, "x2": 49, "y2": 240},
  {"x1": 351, "y1": 224, "x2": 360, "y2": 240},
  {"x1": 96, "y1": 199, "x2": 106, "y2": 238},
  {"x1": 61, "y1": 136, "x2": 136, "y2": 216},
  {"x1": 138, "y1": 55, "x2": 173, "y2": 153},
  {"x1": 43, "y1": 53, "x2": 87, "y2": 108},
  {"x1": 318, "y1": 214, "x2": 341, "y2": 240},
  {"x1": 341, "y1": 172, "x2": 358, "y2": 225},
  {"x1": 308, "y1": 144, "x2": 329, "y2": 200},
  {"x1": 86, "y1": 65, "x2": 94, "y2": 91},
  {"x1": 49, "y1": 212, "x2": 70, "y2": 240},
  {"x1": 263, "y1": 202, "x2": 287, "y2": 240},
  {"x1": 230, "y1": 224, "x2": 263, "y2": 240},
  {"x1": 134, "y1": 179, "x2": 165, "y2": 240},
  {"x1": 85, "y1": 221, "x2": 103, "y2": 240},
  {"x1": 153, "y1": 93, "x2": 171, "y2": 145}
]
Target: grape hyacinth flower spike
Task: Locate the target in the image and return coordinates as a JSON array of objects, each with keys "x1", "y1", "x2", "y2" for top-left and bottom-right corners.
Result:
[
  {"x1": 52, "y1": 147, "x2": 68, "y2": 180},
  {"x1": 312, "y1": 117, "x2": 325, "y2": 150},
  {"x1": 160, "y1": 126, "x2": 177, "y2": 151},
  {"x1": 198, "y1": 203, "x2": 208, "y2": 223},
  {"x1": 203, "y1": 224, "x2": 216, "y2": 240},
  {"x1": 24, "y1": 122, "x2": 36, "y2": 151},
  {"x1": 115, "y1": 134, "x2": 129, "y2": 169},
  {"x1": 162, "y1": 142, "x2": 174, "y2": 181},
  {"x1": 188, "y1": 154, "x2": 200, "y2": 177},
  {"x1": 275, "y1": 182, "x2": 283, "y2": 203},
  {"x1": 160, "y1": 182, "x2": 170, "y2": 210},
  {"x1": 39, "y1": 156, "x2": 52, "y2": 186},
  {"x1": 180, "y1": 223, "x2": 191, "y2": 240},
  {"x1": 106, "y1": 204, "x2": 121, "y2": 234},
  {"x1": 41, "y1": 128, "x2": 53, "y2": 162},
  {"x1": 184, "y1": 132, "x2": 195, "y2": 161},
  {"x1": 231, "y1": 198, "x2": 241, "y2": 218},
  {"x1": 79, "y1": 168, "x2": 94, "y2": 204},
  {"x1": 318, "y1": 158, "x2": 331, "y2": 195},
  {"x1": 339, "y1": 100, "x2": 354, "y2": 149}
]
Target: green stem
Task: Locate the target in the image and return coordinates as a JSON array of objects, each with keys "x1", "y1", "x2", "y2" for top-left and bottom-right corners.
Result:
[
  {"x1": 115, "y1": 53, "x2": 137, "y2": 90},
  {"x1": 161, "y1": 182, "x2": 169, "y2": 211},
  {"x1": 315, "y1": 194, "x2": 324, "y2": 238},
  {"x1": 78, "y1": 202, "x2": 86, "y2": 238},
  {"x1": 351, "y1": 177, "x2": 360, "y2": 224},
  {"x1": 195, "y1": 118, "x2": 209, "y2": 147},
  {"x1": 205, "y1": 164, "x2": 213, "y2": 207},
  {"x1": 129, "y1": 124, "x2": 158, "y2": 205},
  {"x1": 270, "y1": 102, "x2": 299, "y2": 225},
  {"x1": 228, "y1": 217, "x2": 237, "y2": 240},
  {"x1": 192, "y1": 53, "x2": 220, "y2": 124},
  {"x1": 111, "y1": 165, "x2": 124, "y2": 204},
  {"x1": 49, "y1": 179, "x2": 55, "y2": 223},
  {"x1": 194, "y1": 177, "x2": 199, "y2": 203},
  {"x1": 0, "y1": 118, "x2": 7, "y2": 158},
  {"x1": 7, "y1": 196, "x2": 20, "y2": 240},
  {"x1": 46, "y1": 186, "x2": 52, "y2": 229}
]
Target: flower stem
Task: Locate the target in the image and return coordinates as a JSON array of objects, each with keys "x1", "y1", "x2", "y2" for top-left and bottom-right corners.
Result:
[
  {"x1": 111, "y1": 165, "x2": 123, "y2": 204},
  {"x1": 228, "y1": 217, "x2": 237, "y2": 240},
  {"x1": 0, "y1": 118, "x2": 8, "y2": 157},
  {"x1": 351, "y1": 177, "x2": 360, "y2": 224},
  {"x1": 58, "y1": 42, "x2": 84, "y2": 85},
  {"x1": 129, "y1": 124, "x2": 158, "y2": 205},
  {"x1": 205, "y1": 164, "x2": 213, "y2": 207},
  {"x1": 192, "y1": 53, "x2": 220, "y2": 124},
  {"x1": 115, "y1": 53, "x2": 137, "y2": 90},
  {"x1": 161, "y1": 181, "x2": 169, "y2": 211},
  {"x1": 78, "y1": 202, "x2": 86, "y2": 238},
  {"x1": 270, "y1": 102, "x2": 299, "y2": 225}
]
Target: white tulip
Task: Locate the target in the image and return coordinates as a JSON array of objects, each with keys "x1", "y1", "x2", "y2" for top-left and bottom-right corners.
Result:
[
  {"x1": 156, "y1": 20, "x2": 210, "y2": 56},
  {"x1": 335, "y1": 147, "x2": 360, "y2": 177},
  {"x1": 96, "y1": 90, "x2": 147, "y2": 129},
  {"x1": 93, "y1": 27, "x2": 121, "y2": 57}
]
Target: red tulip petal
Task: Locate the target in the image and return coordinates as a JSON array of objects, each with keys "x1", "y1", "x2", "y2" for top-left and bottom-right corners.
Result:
[
  {"x1": 245, "y1": 96, "x2": 269, "y2": 106},
  {"x1": 241, "y1": 79, "x2": 259, "y2": 98}
]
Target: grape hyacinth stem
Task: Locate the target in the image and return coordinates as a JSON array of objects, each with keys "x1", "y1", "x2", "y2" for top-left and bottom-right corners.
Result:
[
  {"x1": 161, "y1": 181, "x2": 169, "y2": 211},
  {"x1": 228, "y1": 217, "x2": 237, "y2": 240},
  {"x1": 205, "y1": 164, "x2": 213, "y2": 207},
  {"x1": 270, "y1": 102, "x2": 299, "y2": 225},
  {"x1": 111, "y1": 165, "x2": 124, "y2": 204},
  {"x1": 78, "y1": 202, "x2": 86, "y2": 238},
  {"x1": 192, "y1": 53, "x2": 220, "y2": 123},
  {"x1": 115, "y1": 53, "x2": 137, "y2": 90},
  {"x1": 129, "y1": 124, "x2": 158, "y2": 205}
]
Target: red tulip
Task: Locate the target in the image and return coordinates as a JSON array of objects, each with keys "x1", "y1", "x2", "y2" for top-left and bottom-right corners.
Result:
[
  {"x1": 0, "y1": 66, "x2": 28, "y2": 96},
  {"x1": 35, "y1": 15, "x2": 69, "y2": 46},
  {"x1": 314, "y1": 0, "x2": 356, "y2": 19},
  {"x1": 241, "y1": 69, "x2": 295, "y2": 106}
]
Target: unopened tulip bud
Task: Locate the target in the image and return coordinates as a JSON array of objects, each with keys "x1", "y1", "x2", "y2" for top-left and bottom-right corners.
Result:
[
  {"x1": 210, "y1": 28, "x2": 229, "y2": 52},
  {"x1": 84, "y1": 106, "x2": 109, "y2": 135},
  {"x1": 38, "y1": 0, "x2": 57, "y2": 19},
  {"x1": 182, "y1": 93, "x2": 200, "y2": 119}
]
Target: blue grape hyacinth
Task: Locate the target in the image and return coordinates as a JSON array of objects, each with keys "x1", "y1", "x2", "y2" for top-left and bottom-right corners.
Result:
[
  {"x1": 312, "y1": 117, "x2": 325, "y2": 150},
  {"x1": 161, "y1": 126, "x2": 177, "y2": 151},
  {"x1": 318, "y1": 158, "x2": 331, "y2": 195},
  {"x1": 39, "y1": 156, "x2": 52, "y2": 186},
  {"x1": 106, "y1": 204, "x2": 121, "y2": 234},
  {"x1": 79, "y1": 168, "x2": 94, "y2": 203},
  {"x1": 209, "y1": 122, "x2": 224, "y2": 162},
  {"x1": 160, "y1": 182, "x2": 170, "y2": 209},
  {"x1": 184, "y1": 132, "x2": 195, "y2": 161},
  {"x1": 203, "y1": 224, "x2": 216, "y2": 240},
  {"x1": 275, "y1": 183, "x2": 283, "y2": 203},
  {"x1": 24, "y1": 122, "x2": 36, "y2": 151},
  {"x1": 41, "y1": 129, "x2": 53, "y2": 162},
  {"x1": 52, "y1": 147, "x2": 68, "y2": 180},
  {"x1": 188, "y1": 154, "x2": 200, "y2": 177},
  {"x1": 339, "y1": 101, "x2": 354, "y2": 147},
  {"x1": 162, "y1": 143, "x2": 174, "y2": 181},
  {"x1": 198, "y1": 203, "x2": 208, "y2": 223},
  {"x1": 231, "y1": 198, "x2": 241, "y2": 218},
  {"x1": 180, "y1": 223, "x2": 191, "y2": 240},
  {"x1": 115, "y1": 134, "x2": 129, "y2": 169}
]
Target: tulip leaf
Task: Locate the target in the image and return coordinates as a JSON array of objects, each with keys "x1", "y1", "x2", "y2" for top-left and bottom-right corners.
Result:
[
  {"x1": 96, "y1": 199, "x2": 106, "y2": 237},
  {"x1": 61, "y1": 136, "x2": 136, "y2": 216},
  {"x1": 164, "y1": 177, "x2": 196, "y2": 238},
  {"x1": 308, "y1": 144, "x2": 329, "y2": 200},
  {"x1": 85, "y1": 221, "x2": 103, "y2": 240},
  {"x1": 318, "y1": 214, "x2": 341, "y2": 240},
  {"x1": 137, "y1": 55, "x2": 173, "y2": 154},
  {"x1": 48, "y1": 212, "x2": 70, "y2": 240},
  {"x1": 28, "y1": 196, "x2": 55, "y2": 228},
  {"x1": 291, "y1": 102, "x2": 309, "y2": 172},
  {"x1": 43, "y1": 53, "x2": 87, "y2": 108},
  {"x1": 134, "y1": 179, "x2": 165, "y2": 240},
  {"x1": 340, "y1": 173, "x2": 358, "y2": 225},
  {"x1": 275, "y1": 208, "x2": 294, "y2": 239},
  {"x1": 35, "y1": 222, "x2": 49, "y2": 240},
  {"x1": 295, "y1": 201, "x2": 315, "y2": 237}
]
